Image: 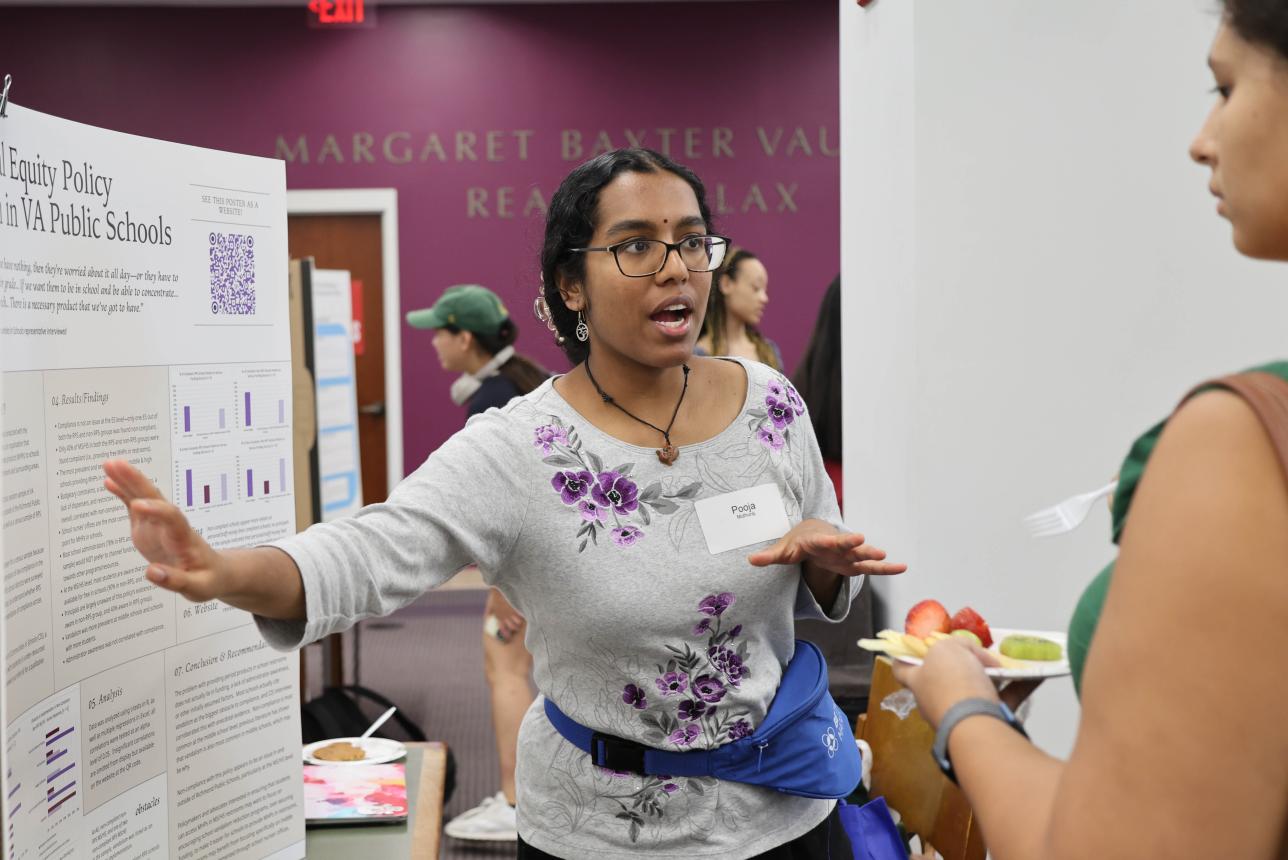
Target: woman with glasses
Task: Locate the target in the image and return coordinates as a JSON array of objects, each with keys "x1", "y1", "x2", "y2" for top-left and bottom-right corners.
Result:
[
  {"x1": 892, "y1": 4, "x2": 1288, "y2": 858},
  {"x1": 695, "y1": 246, "x2": 784, "y2": 371},
  {"x1": 103, "y1": 147, "x2": 905, "y2": 858}
]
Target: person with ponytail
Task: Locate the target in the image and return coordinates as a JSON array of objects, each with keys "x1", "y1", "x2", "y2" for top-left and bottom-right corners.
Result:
[
  {"x1": 406, "y1": 284, "x2": 548, "y2": 842},
  {"x1": 695, "y1": 246, "x2": 784, "y2": 370},
  {"x1": 408, "y1": 283, "x2": 549, "y2": 416}
]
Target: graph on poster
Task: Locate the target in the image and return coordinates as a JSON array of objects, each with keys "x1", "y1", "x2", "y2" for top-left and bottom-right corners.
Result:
[
  {"x1": 240, "y1": 450, "x2": 291, "y2": 499},
  {"x1": 174, "y1": 455, "x2": 237, "y2": 510},
  {"x1": 236, "y1": 366, "x2": 292, "y2": 431},
  {"x1": 171, "y1": 367, "x2": 236, "y2": 438}
]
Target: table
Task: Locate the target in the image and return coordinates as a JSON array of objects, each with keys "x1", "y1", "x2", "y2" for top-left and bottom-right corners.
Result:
[{"x1": 304, "y1": 741, "x2": 448, "y2": 860}]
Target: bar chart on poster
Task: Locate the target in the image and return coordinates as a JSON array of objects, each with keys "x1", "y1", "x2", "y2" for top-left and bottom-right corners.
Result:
[{"x1": 1, "y1": 102, "x2": 305, "y2": 860}]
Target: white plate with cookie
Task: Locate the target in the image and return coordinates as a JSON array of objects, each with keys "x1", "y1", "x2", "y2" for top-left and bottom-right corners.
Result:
[{"x1": 303, "y1": 737, "x2": 407, "y2": 766}]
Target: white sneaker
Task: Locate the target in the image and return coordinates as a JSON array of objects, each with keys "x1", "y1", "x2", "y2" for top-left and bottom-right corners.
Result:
[{"x1": 444, "y1": 792, "x2": 518, "y2": 842}]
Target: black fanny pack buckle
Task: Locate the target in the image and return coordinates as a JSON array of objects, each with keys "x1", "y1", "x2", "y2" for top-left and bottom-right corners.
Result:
[{"x1": 589, "y1": 731, "x2": 648, "y2": 774}]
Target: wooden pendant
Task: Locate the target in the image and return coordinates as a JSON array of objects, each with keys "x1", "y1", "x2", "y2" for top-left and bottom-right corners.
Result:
[{"x1": 657, "y1": 445, "x2": 679, "y2": 466}]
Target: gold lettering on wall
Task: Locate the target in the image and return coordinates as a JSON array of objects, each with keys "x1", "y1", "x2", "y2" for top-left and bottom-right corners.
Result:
[
  {"x1": 276, "y1": 135, "x2": 309, "y2": 163},
  {"x1": 274, "y1": 128, "x2": 837, "y2": 165},
  {"x1": 776, "y1": 183, "x2": 799, "y2": 213},
  {"x1": 384, "y1": 132, "x2": 411, "y2": 164},
  {"x1": 353, "y1": 132, "x2": 376, "y2": 163},
  {"x1": 317, "y1": 134, "x2": 344, "y2": 164},
  {"x1": 420, "y1": 133, "x2": 448, "y2": 162},
  {"x1": 456, "y1": 131, "x2": 478, "y2": 162},
  {"x1": 274, "y1": 128, "x2": 832, "y2": 218},
  {"x1": 713, "y1": 127, "x2": 734, "y2": 158},
  {"x1": 523, "y1": 187, "x2": 548, "y2": 217}
]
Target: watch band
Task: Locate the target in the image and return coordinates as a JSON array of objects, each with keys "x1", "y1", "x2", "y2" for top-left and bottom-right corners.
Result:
[{"x1": 932, "y1": 697, "x2": 1028, "y2": 785}]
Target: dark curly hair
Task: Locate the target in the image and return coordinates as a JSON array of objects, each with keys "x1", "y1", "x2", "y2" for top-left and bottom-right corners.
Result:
[
  {"x1": 1223, "y1": 0, "x2": 1288, "y2": 59},
  {"x1": 540, "y1": 148, "x2": 715, "y2": 364}
]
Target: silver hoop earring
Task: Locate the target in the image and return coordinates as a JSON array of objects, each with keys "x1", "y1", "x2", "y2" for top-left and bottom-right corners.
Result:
[{"x1": 575, "y1": 312, "x2": 589, "y2": 343}]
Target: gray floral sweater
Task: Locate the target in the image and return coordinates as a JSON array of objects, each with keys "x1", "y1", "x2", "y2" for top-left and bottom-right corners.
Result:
[{"x1": 258, "y1": 358, "x2": 856, "y2": 859}]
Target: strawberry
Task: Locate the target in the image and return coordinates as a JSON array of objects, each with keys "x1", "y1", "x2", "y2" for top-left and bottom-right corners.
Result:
[
  {"x1": 904, "y1": 599, "x2": 951, "y2": 638},
  {"x1": 949, "y1": 606, "x2": 993, "y2": 648}
]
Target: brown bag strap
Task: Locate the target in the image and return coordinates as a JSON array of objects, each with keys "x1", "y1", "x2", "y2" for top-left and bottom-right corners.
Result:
[{"x1": 1184, "y1": 371, "x2": 1288, "y2": 483}]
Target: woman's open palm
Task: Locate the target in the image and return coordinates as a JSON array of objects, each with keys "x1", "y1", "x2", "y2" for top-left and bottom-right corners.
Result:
[{"x1": 103, "y1": 459, "x2": 222, "y2": 602}]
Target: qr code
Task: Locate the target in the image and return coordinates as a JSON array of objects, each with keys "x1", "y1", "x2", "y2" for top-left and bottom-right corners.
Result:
[{"x1": 209, "y1": 232, "x2": 256, "y2": 315}]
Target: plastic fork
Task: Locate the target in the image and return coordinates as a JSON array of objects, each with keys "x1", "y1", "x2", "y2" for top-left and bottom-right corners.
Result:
[{"x1": 1022, "y1": 480, "x2": 1118, "y2": 537}]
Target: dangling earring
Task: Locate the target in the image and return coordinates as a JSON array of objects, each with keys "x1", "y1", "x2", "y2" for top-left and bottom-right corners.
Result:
[{"x1": 575, "y1": 311, "x2": 589, "y2": 342}]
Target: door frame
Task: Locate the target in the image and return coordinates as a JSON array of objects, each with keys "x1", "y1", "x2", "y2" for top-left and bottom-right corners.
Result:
[{"x1": 287, "y1": 188, "x2": 404, "y2": 490}]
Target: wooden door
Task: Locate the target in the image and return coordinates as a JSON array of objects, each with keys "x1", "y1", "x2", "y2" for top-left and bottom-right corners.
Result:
[{"x1": 287, "y1": 214, "x2": 389, "y2": 503}]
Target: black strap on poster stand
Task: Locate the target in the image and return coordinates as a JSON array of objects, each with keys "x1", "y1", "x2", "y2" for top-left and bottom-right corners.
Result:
[{"x1": 0, "y1": 75, "x2": 12, "y2": 118}]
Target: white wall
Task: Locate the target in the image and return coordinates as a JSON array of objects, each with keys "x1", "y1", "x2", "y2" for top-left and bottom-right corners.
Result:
[{"x1": 840, "y1": 0, "x2": 1288, "y2": 757}]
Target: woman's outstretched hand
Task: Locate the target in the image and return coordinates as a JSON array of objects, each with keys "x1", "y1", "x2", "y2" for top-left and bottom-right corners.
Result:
[
  {"x1": 103, "y1": 459, "x2": 224, "y2": 603},
  {"x1": 747, "y1": 519, "x2": 907, "y2": 578}
]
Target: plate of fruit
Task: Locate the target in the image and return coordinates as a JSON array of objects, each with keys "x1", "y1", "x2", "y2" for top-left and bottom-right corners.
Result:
[{"x1": 858, "y1": 600, "x2": 1070, "y2": 680}]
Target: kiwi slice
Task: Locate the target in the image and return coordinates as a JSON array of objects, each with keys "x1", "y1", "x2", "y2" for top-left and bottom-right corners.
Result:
[{"x1": 998, "y1": 634, "x2": 1062, "y2": 662}]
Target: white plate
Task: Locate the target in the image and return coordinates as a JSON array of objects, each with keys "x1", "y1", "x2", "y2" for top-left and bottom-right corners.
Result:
[
  {"x1": 893, "y1": 627, "x2": 1071, "y2": 680},
  {"x1": 302, "y1": 737, "x2": 407, "y2": 766}
]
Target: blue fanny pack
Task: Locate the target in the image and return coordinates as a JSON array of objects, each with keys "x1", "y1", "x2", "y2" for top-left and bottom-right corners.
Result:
[{"x1": 544, "y1": 639, "x2": 861, "y2": 799}]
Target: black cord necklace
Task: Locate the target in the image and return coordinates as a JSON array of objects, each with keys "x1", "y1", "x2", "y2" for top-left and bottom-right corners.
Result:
[{"x1": 584, "y1": 359, "x2": 690, "y2": 466}]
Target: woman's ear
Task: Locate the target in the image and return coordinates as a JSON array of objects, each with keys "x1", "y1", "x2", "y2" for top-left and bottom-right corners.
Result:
[
  {"x1": 718, "y1": 272, "x2": 734, "y2": 297},
  {"x1": 558, "y1": 274, "x2": 586, "y2": 313}
]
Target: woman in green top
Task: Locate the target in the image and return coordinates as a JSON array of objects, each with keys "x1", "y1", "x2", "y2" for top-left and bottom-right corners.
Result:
[{"x1": 893, "y1": 3, "x2": 1288, "y2": 858}]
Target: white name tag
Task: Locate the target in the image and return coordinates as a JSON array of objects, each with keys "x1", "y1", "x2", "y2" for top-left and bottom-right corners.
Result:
[{"x1": 694, "y1": 483, "x2": 792, "y2": 555}]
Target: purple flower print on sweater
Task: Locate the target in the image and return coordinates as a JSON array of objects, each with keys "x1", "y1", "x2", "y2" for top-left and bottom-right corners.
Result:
[
  {"x1": 535, "y1": 418, "x2": 702, "y2": 555},
  {"x1": 578, "y1": 499, "x2": 609, "y2": 524},
  {"x1": 707, "y1": 646, "x2": 746, "y2": 688},
  {"x1": 757, "y1": 427, "x2": 785, "y2": 451},
  {"x1": 698, "y1": 592, "x2": 735, "y2": 617},
  {"x1": 532, "y1": 424, "x2": 570, "y2": 455},
  {"x1": 784, "y1": 383, "x2": 805, "y2": 416},
  {"x1": 677, "y1": 700, "x2": 706, "y2": 721},
  {"x1": 655, "y1": 671, "x2": 688, "y2": 697},
  {"x1": 552, "y1": 470, "x2": 594, "y2": 504},
  {"x1": 765, "y1": 396, "x2": 796, "y2": 431},
  {"x1": 726, "y1": 719, "x2": 752, "y2": 741},
  {"x1": 691, "y1": 674, "x2": 727, "y2": 704},
  {"x1": 592, "y1": 471, "x2": 639, "y2": 515},
  {"x1": 668, "y1": 725, "x2": 700, "y2": 746},
  {"x1": 610, "y1": 525, "x2": 644, "y2": 547},
  {"x1": 622, "y1": 684, "x2": 647, "y2": 710}
]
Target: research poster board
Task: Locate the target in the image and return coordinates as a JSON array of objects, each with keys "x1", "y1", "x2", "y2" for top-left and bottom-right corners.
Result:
[
  {"x1": 309, "y1": 269, "x2": 362, "y2": 522},
  {"x1": 1, "y1": 103, "x2": 304, "y2": 860}
]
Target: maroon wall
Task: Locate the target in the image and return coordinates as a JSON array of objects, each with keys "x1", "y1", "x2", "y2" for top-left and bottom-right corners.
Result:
[{"x1": 5, "y1": 1, "x2": 839, "y2": 468}]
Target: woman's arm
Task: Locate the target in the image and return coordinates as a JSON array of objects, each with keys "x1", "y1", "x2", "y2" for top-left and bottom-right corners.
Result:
[
  {"x1": 104, "y1": 459, "x2": 306, "y2": 619},
  {"x1": 900, "y1": 389, "x2": 1288, "y2": 859}
]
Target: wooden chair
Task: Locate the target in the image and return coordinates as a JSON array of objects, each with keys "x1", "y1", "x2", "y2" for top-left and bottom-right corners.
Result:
[{"x1": 854, "y1": 657, "x2": 987, "y2": 860}]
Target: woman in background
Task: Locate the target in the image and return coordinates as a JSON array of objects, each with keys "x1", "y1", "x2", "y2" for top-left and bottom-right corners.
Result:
[
  {"x1": 696, "y1": 246, "x2": 783, "y2": 369},
  {"x1": 791, "y1": 275, "x2": 876, "y2": 722},
  {"x1": 407, "y1": 284, "x2": 549, "y2": 842},
  {"x1": 893, "y1": 5, "x2": 1288, "y2": 858},
  {"x1": 792, "y1": 276, "x2": 842, "y2": 508}
]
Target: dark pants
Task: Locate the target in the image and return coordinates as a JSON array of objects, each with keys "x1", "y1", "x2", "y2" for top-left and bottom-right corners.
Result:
[{"x1": 517, "y1": 803, "x2": 853, "y2": 859}]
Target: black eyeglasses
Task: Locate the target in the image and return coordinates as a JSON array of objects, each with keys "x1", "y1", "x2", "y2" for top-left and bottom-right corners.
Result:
[{"x1": 571, "y1": 235, "x2": 730, "y2": 278}]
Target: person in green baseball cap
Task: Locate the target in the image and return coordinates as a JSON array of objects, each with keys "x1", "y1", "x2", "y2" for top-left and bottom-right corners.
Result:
[
  {"x1": 408, "y1": 284, "x2": 549, "y2": 841},
  {"x1": 407, "y1": 284, "x2": 549, "y2": 416}
]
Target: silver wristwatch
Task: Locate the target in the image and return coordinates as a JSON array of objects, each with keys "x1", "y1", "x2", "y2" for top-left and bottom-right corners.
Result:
[{"x1": 932, "y1": 697, "x2": 1028, "y2": 784}]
